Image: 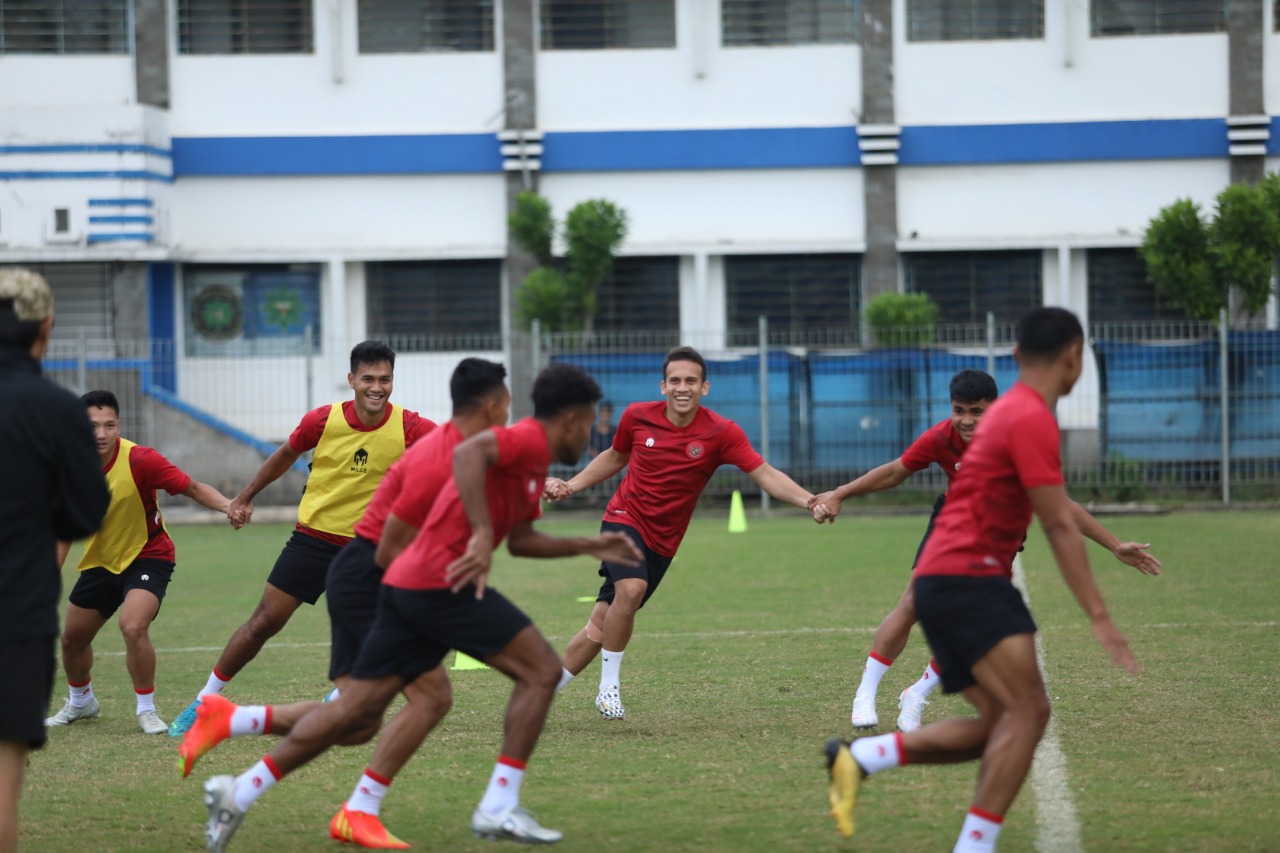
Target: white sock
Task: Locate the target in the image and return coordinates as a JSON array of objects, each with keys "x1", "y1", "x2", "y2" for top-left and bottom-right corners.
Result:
[
  {"x1": 345, "y1": 769, "x2": 391, "y2": 816},
  {"x1": 599, "y1": 649, "x2": 625, "y2": 692},
  {"x1": 953, "y1": 808, "x2": 1003, "y2": 852},
  {"x1": 909, "y1": 659, "x2": 942, "y2": 698},
  {"x1": 233, "y1": 757, "x2": 281, "y2": 811},
  {"x1": 69, "y1": 680, "x2": 94, "y2": 708},
  {"x1": 230, "y1": 705, "x2": 272, "y2": 736},
  {"x1": 135, "y1": 688, "x2": 156, "y2": 714},
  {"x1": 477, "y1": 757, "x2": 525, "y2": 815},
  {"x1": 850, "y1": 732, "x2": 905, "y2": 775},
  {"x1": 200, "y1": 669, "x2": 231, "y2": 699},
  {"x1": 855, "y1": 653, "x2": 893, "y2": 699},
  {"x1": 555, "y1": 668, "x2": 575, "y2": 694}
]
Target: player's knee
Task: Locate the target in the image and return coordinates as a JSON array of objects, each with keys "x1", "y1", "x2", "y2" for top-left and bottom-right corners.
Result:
[
  {"x1": 117, "y1": 618, "x2": 150, "y2": 646},
  {"x1": 245, "y1": 608, "x2": 288, "y2": 640},
  {"x1": 611, "y1": 580, "x2": 647, "y2": 612}
]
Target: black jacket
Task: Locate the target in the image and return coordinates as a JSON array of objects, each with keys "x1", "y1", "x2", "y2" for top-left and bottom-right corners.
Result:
[{"x1": 0, "y1": 347, "x2": 108, "y2": 644}]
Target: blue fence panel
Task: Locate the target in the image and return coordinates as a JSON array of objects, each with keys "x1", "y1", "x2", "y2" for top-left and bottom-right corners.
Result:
[{"x1": 1228, "y1": 331, "x2": 1280, "y2": 460}]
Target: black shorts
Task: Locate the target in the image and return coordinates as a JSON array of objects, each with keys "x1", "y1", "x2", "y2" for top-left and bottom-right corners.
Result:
[
  {"x1": 913, "y1": 575, "x2": 1038, "y2": 694},
  {"x1": 267, "y1": 530, "x2": 343, "y2": 605},
  {"x1": 911, "y1": 493, "x2": 948, "y2": 569},
  {"x1": 352, "y1": 586, "x2": 532, "y2": 684},
  {"x1": 1, "y1": 638, "x2": 55, "y2": 749},
  {"x1": 68, "y1": 559, "x2": 175, "y2": 619},
  {"x1": 325, "y1": 536, "x2": 381, "y2": 680},
  {"x1": 595, "y1": 522, "x2": 674, "y2": 609}
]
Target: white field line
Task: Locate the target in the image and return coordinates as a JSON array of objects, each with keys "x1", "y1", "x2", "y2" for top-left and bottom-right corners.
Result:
[
  {"x1": 1011, "y1": 555, "x2": 1084, "y2": 853},
  {"x1": 97, "y1": 619, "x2": 1277, "y2": 658}
]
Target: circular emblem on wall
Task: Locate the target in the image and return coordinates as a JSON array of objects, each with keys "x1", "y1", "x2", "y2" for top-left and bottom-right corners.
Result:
[
  {"x1": 687, "y1": 441, "x2": 705, "y2": 459},
  {"x1": 191, "y1": 285, "x2": 243, "y2": 341}
]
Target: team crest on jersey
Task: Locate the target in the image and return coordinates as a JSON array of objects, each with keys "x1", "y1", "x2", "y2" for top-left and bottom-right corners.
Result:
[
  {"x1": 528, "y1": 478, "x2": 539, "y2": 494},
  {"x1": 645, "y1": 437, "x2": 655, "y2": 447},
  {"x1": 687, "y1": 441, "x2": 705, "y2": 459},
  {"x1": 351, "y1": 447, "x2": 369, "y2": 473}
]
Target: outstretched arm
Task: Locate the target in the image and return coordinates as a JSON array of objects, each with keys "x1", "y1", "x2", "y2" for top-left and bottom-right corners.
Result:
[
  {"x1": 544, "y1": 447, "x2": 630, "y2": 501},
  {"x1": 506, "y1": 521, "x2": 643, "y2": 565},
  {"x1": 1070, "y1": 502, "x2": 1161, "y2": 576},
  {"x1": 183, "y1": 480, "x2": 232, "y2": 515},
  {"x1": 811, "y1": 458, "x2": 914, "y2": 521},
  {"x1": 746, "y1": 463, "x2": 815, "y2": 511},
  {"x1": 1030, "y1": 484, "x2": 1138, "y2": 674},
  {"x1": 228, "y1": 443, "x2": 301, "y2": 529}
]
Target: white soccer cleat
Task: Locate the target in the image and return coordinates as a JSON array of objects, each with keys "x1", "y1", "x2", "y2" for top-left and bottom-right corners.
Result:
[
  {"x1": 137, "y1": 709, "x2": 167, "y2": 735},
  {"x1": 203, "y1": 775, "x2": 246, "y2": 852},
  {"x1": 46, "y1": 697, "x2": 101, "y2": 727},
  {"x1": 595, "y1": 687, "x2": 625, "y2": 720},
  {"x1": 896, "y1": 689, "x2": 928, "y2": 733},
  {"x1": 471, "y1": 806, "x2": 563, "y2": 844},
  {"x1": 850, "y1": 694, "x2": 878, "y2": 729}
]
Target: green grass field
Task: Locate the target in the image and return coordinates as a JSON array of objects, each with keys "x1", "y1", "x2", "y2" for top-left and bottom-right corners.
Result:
[{"x1": 23, "y1": 510, "x2": 1280, "y2": 852}]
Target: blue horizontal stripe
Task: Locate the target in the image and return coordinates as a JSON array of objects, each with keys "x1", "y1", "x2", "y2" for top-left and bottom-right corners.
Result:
[
  {"x1": 87, "y1": 233, "x2": 154, "y2": 244},
  {"x1": 899, "y1": 118, "x2": 1227, "y2": 165},
  {"x1": 0, "y1": 143, "x2": 171, "y2": 157},
  {"x1": 541, "y1": 126, "x2": 861, "y2": 171},
  {"x1": 0, "y1": 170, "x2": 171, "y2": 182},
  {"x1": 89, "y1": 215, "x2": 153, "y2": 225},
  {"x1": 1271, "y1": 118, "x2": 1280, "y2": 154},
  {"x1": 171, "y1": 134, "x2": 501, "y2": 176},
  {"x1": 89, "y1": 197, "x2": 155, "y2": 207}
]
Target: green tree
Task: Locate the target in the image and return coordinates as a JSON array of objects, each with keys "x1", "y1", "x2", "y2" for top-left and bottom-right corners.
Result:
[
  {"x1": 1141, "y1": 175, "x2": 1280, "y2": 321},
  {"x1": 864, "y1": 292, "x2": 940, "y2": 347}
]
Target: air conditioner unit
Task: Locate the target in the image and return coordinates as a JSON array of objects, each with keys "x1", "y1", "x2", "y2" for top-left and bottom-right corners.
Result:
[{"x1": 45, "y1": 206, "x2": 82, "y2": 244}]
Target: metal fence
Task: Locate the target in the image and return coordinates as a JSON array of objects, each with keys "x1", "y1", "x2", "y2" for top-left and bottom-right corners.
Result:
[{"x1": 40, "y1": 313, "x2": 1280, "y2": 505}]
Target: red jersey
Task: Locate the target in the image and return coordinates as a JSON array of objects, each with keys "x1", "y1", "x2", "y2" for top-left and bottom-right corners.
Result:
[
  {"x1": 288, "y1": 401, "x2": 435, "y2": 546},
  {"x1": 603, "y1": 401, "x2": 763, "y2": 557},
  {"x1": 383, "y1": 417, "x2": 548, "y2": 591},
  {"x1": 915, "y1": 383, "x2": 1064, "y2": 580},
  {"x1": 353, "y1": 421, "x2": 463, "y2": 542},
  {"x1": 105, "y1": 441, "x2": 191, "y2": 564},
  {"x1": 900, "y1": 419, "x2": 966, "y2": 485}
]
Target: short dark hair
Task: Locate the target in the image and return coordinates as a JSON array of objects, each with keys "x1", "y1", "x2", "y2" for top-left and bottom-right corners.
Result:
[
  {"x1": 949, "y1": 369, "x2": 998, "y2": 404},
  {"x1": 350, "y1": 340, "x2": 396, "y2": 374},
  {"x1": 0, "y1": 299, "x2": 42, "y2": 351},
  {"x1": 532, "y1": 364, "x2": 603, "y2": 419},
  {"x1": 1017, "y1": 307, "x2": 1084, "y2": 361},
  {"x1": 663, "y1": 346, "x2": 707, "y2": 382},
  {"x1": 450, "y1": 358, "x2": 507, "y2": 414},
  {"x1": 82, "y1": 390, "x2": 120, "y2": 416}
]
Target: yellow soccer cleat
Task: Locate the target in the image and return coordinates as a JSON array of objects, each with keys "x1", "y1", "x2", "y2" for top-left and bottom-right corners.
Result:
[
  {"x1": 178, "y1": 694, "x2": 234, "y2": 779},
  {"x1": 330, "y1": 805, "x2": 411, "y2": 849},
  {"x1": 825, "y1": 737, "x2": 865, "y2": 838}
]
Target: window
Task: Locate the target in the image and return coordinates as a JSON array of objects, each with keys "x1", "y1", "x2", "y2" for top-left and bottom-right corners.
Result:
[
  {"x1": 184, "y1": 264, "x2": 322, "y2": 356},
  {"x1": 0, "y1": 1, "x2": 129, "y2": 54},
  {"x1": 1092, "y1": 0, "x2": 1223, "y2": 36},
  {"x1": 725, "y1": 254, "x2": 860, "y2": 345},
  {"x1": 1087, "y1": 248, "x2": 1189, "y2": 323},
  {"x1": 365, "y1": 260, "x2": 501, "y2": 350},
  {"x1": 541, "y1": 0, "x2": 676, "y2": 50},
  {"x1": 15, "y1": 262, "x2": 113, "y2": 343},
  {"x1": 907, "y1": 0, "x2": 1044, "y2": 41},
  {"x1": 905, "y1": 251, "x2": 1041, "y2": 323},
  {"x1": 722, "y1": 0, "x2": 861, "y2": 46},
  {"x1": 593, "y1": 256, "x2": 680, "y2": 334},
  {"x1": 358, "y1": 0, "x2": 494, "y2": 53},
  {"x1": 177, "y1": 0, "x2": 313, "y2": 54}
]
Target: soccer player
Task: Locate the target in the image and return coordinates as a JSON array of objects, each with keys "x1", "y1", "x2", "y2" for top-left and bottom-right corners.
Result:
[
  {"x1": 825, "y1": 307, "x2": 1144, "y2": 851},
  {"x1": 168, "y1": 341, "x2": 435, "y2": 736},
  {"x1": 196, "y1": 364, "x2": 641, "y2": 851},
  {"x1": 544, "y1": 345, "x2": 824, "y2": 720},
  {"x1": 179, "y1": 357, "x2": 511, "y2": 849},
  {"x1": 813, "y1": 370, "x2": 1159, "y2": 733},
  {"x1": 0, "y1": 269, "x2": 108, "y2": 853},
  {"x1": 45, "y1": 391, "x2": 232, "y2": 735}
]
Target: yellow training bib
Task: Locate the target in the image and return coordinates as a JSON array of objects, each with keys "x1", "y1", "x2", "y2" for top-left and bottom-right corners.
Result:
[
  {"x1": 78, "y1": 439, "x2": 153, "y2": 575},
  {"x1": 297, "y1": 403, "x2": 406, "y2": 538}
]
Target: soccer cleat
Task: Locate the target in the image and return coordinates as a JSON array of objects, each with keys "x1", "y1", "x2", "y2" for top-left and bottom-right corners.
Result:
[
  {"x1": 329, "y1": 805, "x2": 411, "y2": 849},
  {"x1": 471, "y1": 806, "x2": 563, "y2": 844},
  {"x1": 179, "y1": 695, "x2": 235, "y2": 778},
  {"x1": 203, "y1": 775, "x2": 246, "y2": 852},
  {"x1": 595, "y1": 687, "x2": 625, "y2": 720},
  {"x1": 46, "y1": 696, "x2": 101, "y2": 727},
  {"x1": 824, "y1": 737, "x2": 865, "y2": 838},
  {"x1": 169, "y1": 697, "x2": 202, "y2": 737},
  {"x1": 850, "y1": 694, "x2": 878, "y2": 729},
  {"x1": 138, "y1": 709, "x2": 168, "y2": 735},
  {"x1": 896, "y1": 689, "x2": 928, "y2": 733}
]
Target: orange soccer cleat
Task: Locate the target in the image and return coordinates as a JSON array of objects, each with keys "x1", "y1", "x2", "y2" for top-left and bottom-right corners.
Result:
[
  {"x1": 329, "y1": 805, "x2": 411, "y2": 849},
  {"x1": 178, "y1": 694, "x2": 235, "y2": 779}
]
